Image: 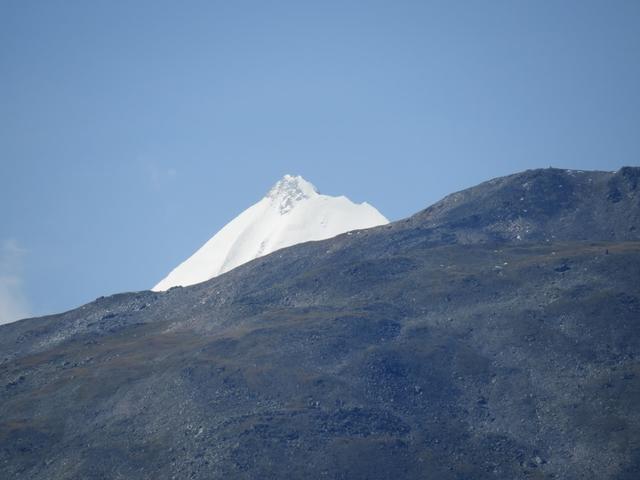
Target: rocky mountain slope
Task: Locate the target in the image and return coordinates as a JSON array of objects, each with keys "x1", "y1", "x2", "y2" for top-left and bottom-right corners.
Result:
[{"x1": 1, "y1": 167, "x2": 639, "y2": 479}]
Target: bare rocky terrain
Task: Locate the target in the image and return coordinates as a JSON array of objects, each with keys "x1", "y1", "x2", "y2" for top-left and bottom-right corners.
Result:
[{"x1": 1, "y1": 167, "x2": 639, "y2": 479}]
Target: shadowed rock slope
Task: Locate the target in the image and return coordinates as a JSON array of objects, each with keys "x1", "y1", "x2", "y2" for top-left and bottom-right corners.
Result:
[{"x1": 1, "y1": 167, "x2": 639, "y2": 479}]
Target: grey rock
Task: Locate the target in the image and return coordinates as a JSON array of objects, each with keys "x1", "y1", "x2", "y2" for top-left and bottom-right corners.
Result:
[{"x1": 1, "y1": 167, "x2": 639, "y2": 479}]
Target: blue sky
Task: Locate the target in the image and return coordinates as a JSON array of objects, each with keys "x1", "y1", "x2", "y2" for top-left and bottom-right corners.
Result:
[{"x1": 1, "y1": 0, "x2": 639, "y2": 322}]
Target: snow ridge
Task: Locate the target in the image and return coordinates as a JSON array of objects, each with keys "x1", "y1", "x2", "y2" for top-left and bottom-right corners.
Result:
[{"x1": 153, "y1": 175, "x2": 388, "y2": 291}]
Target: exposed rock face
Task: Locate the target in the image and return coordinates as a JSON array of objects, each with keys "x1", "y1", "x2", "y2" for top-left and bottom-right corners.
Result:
[
  {"x1": 409, "y1": 167, "x2": 640, "y2": 244},
  {"x1": 1, "y1": 168, "x2": 639, "y2": 479}
]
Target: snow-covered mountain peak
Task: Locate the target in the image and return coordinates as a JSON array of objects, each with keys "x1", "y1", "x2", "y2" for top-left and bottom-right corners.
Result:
[
  {"x1": 153, "y1": 176, "x2": 389, "y2": 291},
  {"x1": 267, "y1": 174, "x2": 319, "y2": 215}
]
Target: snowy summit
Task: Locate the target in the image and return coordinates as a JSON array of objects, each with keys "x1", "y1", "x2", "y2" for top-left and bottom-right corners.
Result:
[{"x1": 152, "y1": 175, "x2": 389, "y2": 291}]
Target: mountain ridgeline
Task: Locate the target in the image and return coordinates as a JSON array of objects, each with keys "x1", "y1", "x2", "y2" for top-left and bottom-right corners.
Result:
[{"x1": 1, "y1": 167, "x2": 639, "y2": 479}]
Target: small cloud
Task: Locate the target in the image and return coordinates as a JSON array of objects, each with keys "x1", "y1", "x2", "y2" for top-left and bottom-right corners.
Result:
[{"x1": 0, "y1": 239, "x2": 31, "y2": 325}]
